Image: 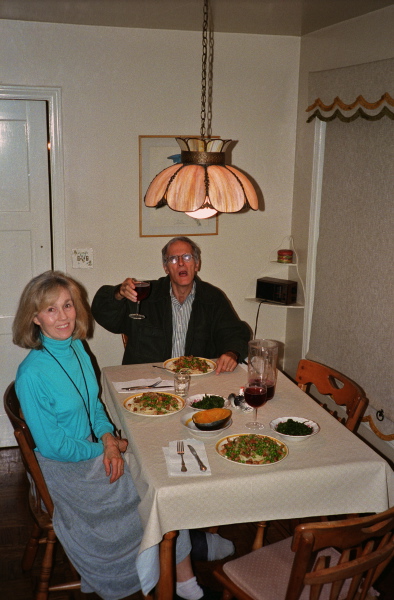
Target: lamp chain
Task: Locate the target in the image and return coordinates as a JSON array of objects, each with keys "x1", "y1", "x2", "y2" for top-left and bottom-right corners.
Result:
[{"x1": 200, "y1": 0, "x2": 211, "y2": 139}]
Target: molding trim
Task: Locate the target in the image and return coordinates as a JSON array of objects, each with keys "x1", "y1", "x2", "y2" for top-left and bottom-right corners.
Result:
[
  {"x1": 302, "y1": 119, "x2": 326, "y2": 357},
  {"x1": 0, "y1": 85, "x2": 66, "y2": 271}
]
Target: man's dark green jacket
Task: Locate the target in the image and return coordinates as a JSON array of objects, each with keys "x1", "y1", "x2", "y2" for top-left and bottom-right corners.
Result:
[{"x1": 91, "y1": 276, "x2": 250, "y2": 365}]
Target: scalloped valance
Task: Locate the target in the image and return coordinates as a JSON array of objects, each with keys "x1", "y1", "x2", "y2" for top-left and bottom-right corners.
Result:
[
  {"x1": 307, "y1": 92, "x2": 394, "y2": 122},
  {"x1": 306, "y1": 58, "x2": 394, "y2": 123}
]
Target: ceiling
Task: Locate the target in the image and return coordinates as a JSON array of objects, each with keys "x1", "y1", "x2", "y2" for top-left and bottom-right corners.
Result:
[{"x1": 0, "y1": 0, "x2": 393, "y2": 36}]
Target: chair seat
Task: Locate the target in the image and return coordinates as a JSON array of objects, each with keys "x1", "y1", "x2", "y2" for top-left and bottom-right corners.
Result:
[{"x1": 222, "y1": 537, "x2": 379, "y2": 600}]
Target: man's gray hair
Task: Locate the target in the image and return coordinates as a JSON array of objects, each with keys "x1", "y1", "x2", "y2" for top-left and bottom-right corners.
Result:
[{"x1": 161, "y1": 236, "x2": 201, "y2": 264}]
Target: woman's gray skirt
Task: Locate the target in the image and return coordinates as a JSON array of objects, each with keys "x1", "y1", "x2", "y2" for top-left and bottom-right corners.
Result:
[{"x1": 37, "y1": 452, "x2": 191, "y2": 600}]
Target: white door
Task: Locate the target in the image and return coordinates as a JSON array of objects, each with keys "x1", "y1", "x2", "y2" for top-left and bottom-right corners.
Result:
[{"x1": 0, "y1": 99, "x2": 52, "y2": 446}]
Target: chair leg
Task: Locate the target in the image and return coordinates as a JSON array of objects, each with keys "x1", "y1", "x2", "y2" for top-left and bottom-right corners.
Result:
[
  {"x1": 252, "y1": 521, "x2": 267, "y2": 550},
  {"x1": 22, "y1": 521, "x2": 43, "y2": 571},
  {"x1": 35, "y1": 527, "x2": 57, "y2": 600},
  {"x1": 155, "y1": 530, "x2": 177, "y2": 600}
]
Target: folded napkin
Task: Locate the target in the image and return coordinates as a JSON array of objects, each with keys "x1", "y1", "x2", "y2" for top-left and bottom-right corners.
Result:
[
  {"x1": 163, "y1": 439, "x2": 211, "y2": 477},
  {"x1": 114, "y1": 377, "x2": 174, "y2": 393}
]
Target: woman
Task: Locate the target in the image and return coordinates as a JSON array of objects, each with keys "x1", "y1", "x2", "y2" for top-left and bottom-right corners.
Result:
[{"x1": 12, "y1": 271, "x2": 199, "y2": 600}]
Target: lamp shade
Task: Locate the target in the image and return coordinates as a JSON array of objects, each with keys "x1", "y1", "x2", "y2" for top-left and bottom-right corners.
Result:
[{"x1": 144, "y1": 137, "x2": 258, "y2": 214}]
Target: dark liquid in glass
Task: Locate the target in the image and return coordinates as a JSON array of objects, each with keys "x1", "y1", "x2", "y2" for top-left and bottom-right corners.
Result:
[
  {"x1": 266, "y1": 381, "x2": 276, "y2": 400},
  {"x1": 244, "y1": 386, "x2": 267, "y2": 408},
  {"x1": 135, "y1": 282, "x2": 150, "y2": 302}
]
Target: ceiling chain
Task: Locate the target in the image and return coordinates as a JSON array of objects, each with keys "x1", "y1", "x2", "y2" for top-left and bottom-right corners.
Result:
[{"x1": 200, "y1": 0, "x2": 213, "y2": 139}]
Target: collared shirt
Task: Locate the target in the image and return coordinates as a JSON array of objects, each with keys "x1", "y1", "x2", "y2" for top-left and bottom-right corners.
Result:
[{"x1": 170, "y1": 281, "x2": 196, "y2": 357}]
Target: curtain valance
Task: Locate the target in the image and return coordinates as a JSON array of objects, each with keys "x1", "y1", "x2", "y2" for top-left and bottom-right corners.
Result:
[{"x1": 306, "y1": 58, "x2": 394, "y2": 122}]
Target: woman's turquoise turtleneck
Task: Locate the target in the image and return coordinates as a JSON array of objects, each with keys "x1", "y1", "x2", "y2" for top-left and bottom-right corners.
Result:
[{"x1": 15, "y1": 335, "x2": 113, "y2": 462}]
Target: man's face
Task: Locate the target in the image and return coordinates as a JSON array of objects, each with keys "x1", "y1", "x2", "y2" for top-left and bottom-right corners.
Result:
[{"x1": 163, "y1": 241, "x2": 200, "y2": 288}]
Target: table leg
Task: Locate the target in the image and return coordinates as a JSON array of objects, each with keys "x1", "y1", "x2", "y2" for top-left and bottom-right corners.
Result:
[{"x1": 155, "y1": 530, "x2": 178, "y2": 600}]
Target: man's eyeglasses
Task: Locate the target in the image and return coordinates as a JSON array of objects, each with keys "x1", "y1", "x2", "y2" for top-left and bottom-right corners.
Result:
[{"x1": 165, "y1": 253, "x2": 195, "y2": 265}]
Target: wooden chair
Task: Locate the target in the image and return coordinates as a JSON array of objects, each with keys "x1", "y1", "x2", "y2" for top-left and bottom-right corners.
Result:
[
  {"x1": 214, "y1": 508, "x2": 394, "y2": 600},
  {"x1": 295, "y1": 359, "x2": 368, "y2": 433},
  {"x1": 3, "y1": 382, "x2": 81, "y2": 600},
  {"x1": 252, "y1": 360, "x2": 368, "y2": 549},
  {"x1": 122, "y1": 333, "x2": 128, "y2": 348}
]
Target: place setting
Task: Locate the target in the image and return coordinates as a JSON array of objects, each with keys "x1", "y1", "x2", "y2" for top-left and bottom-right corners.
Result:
[
  {"x1": 114, "y1": 377, "x2": 174, "y2": 393},
  {"x1": 163, "y1": 439, "x2": 212, "y2": 476}
]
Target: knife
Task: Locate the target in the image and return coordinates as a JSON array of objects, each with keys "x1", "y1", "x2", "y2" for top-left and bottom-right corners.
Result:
[
  {"x1": 187, "y1": 445, "x2": 207, "y2": 471},
  {"x1": 121, "y1": 385, "x2": 173, "y2": 391}
]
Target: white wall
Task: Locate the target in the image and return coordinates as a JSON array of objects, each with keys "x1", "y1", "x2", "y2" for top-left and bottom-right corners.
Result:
[
  {"x1": 288, "y1": 6, "x2": 394, "y2": 461},
  {"x1": 0, "y1": 20, "x2": 300, "y2": 370},
  {"x1": 286, "y1": 5, "x2": 394, "y2": 377}
]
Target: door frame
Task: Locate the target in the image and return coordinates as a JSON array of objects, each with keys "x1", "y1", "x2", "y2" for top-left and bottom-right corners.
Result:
[
  {"x1": 0, "y1": 85, "x2": 66, "y2": 270},
  {"x1": 302, "y1": 119, "x2": 326, "y2": 358}
]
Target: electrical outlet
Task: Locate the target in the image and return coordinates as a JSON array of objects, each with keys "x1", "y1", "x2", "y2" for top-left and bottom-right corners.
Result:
[{"x1": 72, "y1": 248, "x2": 93, "y2": 268}]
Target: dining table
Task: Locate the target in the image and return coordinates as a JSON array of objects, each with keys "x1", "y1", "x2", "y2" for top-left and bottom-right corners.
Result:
[{"x1": 101, "y1": 361, "x2": 394, "y2": 599}]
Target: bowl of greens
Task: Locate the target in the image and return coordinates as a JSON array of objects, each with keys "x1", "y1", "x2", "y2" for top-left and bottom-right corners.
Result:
[
  {"x1": 270, "y1": 417, "x2": 320, "y2": 442},
  {"x1": 187, "y1": 393, "x2": 229, "y2": 411}
]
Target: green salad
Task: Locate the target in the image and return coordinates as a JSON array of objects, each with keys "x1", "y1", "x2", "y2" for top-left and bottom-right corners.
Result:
[
  {"x1": 191, "y1": 394, "x2": 225, "y2": 409},
  {"x1": 276, "y1": 419, "x2": 313, "y2": 436}
]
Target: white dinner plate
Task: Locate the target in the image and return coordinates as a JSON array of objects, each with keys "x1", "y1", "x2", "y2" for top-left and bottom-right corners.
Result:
[
  {"x1": 163, "y1": 357, "x2": 216, "y2": 375},
  {"x1": 269, "y1": 416, "x2": 320, "y2": 442},
  {"x1": 216, "y1": 433, "x2": 288, "y2": 466},
  {"x1": 181, "y1": 412, "x2": 232, "y2": 438},
  {"x1": 123, "y1": 392, "x2": 185, "y2": 416},
  {"x1": 186, "y1": 393, "x2": 229, "y2": 410}
]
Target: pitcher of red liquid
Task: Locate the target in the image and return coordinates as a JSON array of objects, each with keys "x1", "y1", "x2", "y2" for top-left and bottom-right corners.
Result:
[{"x1": 248, "y1": 339, "x2": 279, "y2": 400}]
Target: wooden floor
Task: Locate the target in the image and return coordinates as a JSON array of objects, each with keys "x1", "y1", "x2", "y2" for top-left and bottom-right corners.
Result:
[{"x1": 1, "y1": 446, "x2": 393, "y2": 600}]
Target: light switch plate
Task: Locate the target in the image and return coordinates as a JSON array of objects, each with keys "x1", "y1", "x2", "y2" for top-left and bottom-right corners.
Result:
[{"x1": 72, "y1": 248, "x2": 93, "y2": 268}]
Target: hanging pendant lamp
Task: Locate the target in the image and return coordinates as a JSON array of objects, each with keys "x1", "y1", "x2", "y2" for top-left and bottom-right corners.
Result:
[{"x1": 144, "y1": 0, "x2": 258, "y2": 219}]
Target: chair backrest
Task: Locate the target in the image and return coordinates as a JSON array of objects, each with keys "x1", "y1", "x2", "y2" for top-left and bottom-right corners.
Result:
[
  {"x1": 295, "y1": 359, "x2": 368, "y2": 432},
  {"x1": 286, "y1": 508, "x2": 394, "y2": 600},
  {"x1": 3, "y1": 382, "x2": 54, "y2": 517}
]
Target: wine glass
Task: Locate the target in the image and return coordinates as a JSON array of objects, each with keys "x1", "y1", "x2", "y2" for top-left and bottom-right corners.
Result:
[
  {"x1": 129, "y1": 280, "x2": 151, "y2": 319},
  {"x1": 244, "y1": 379, "x2": 267, "y2": 430}
]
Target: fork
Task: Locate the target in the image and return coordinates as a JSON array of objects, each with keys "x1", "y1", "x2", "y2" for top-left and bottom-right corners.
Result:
[{"x1": 177, "y1": 441, "x2": 187, "y2": 472}]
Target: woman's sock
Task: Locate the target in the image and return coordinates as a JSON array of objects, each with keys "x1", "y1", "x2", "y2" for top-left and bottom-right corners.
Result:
[
  {"x1": 176, "y1": 576, "x2": 204, "y2": 600},
  {"x1": 206, "y1": 533, "x2": 235, "y2": 561},
  {"x1": 189, "y1": 530, "x2": 235, "y2": 561}
]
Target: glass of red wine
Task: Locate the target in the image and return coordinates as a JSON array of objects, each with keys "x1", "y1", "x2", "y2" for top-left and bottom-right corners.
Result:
[
  {"x1": 248, "y1": 339, "x2": 278, "y2": 401},
  {"x1": 129, "y1": 280, "x2": 151, "y2": 319},
  {"x1": 244, "y1": 379, "x2": 267, "y2": 430}
]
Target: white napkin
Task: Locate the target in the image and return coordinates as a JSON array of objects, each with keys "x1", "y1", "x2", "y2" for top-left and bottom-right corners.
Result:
[
  {"x1": 163, "y1": 439, "x2": 211, "y2": 476},
  {"x1": 114, "y1": 377, "x2": 174, "y2": 393}
]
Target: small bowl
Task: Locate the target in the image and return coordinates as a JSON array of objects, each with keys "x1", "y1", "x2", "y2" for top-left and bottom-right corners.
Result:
[
  {"x1": 270, "y1": 416, "x2": 320, "y2": 442},
  {"x1": 192, "y1": 408, "x2": 232, "y2": 431},
  {"x1": 187, "y1": 393, "x2": 229, "y2": 411},
  {"x1": 181, "y1": 412, "x2": 232, "y2": 438}
]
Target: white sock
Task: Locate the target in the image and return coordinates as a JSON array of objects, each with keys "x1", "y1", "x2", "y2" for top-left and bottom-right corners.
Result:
[
  {"x1": 206, "y1": 533, "x2": 235, "y2": 561},
  {"x1": 176, "y1": 576, "x2": 204, "y2": 600}
]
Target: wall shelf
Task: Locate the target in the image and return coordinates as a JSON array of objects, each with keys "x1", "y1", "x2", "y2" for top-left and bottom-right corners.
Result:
[
  {"x1": 246, "y1": 298, "x2": 304, "y2": 308},
  {"x1": 269, "y1": 260, "x2": 298, "y2": 266}
]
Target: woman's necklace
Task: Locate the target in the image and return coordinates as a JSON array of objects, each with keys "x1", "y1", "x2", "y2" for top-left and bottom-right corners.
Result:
[{"x1": 43, "y1": 344, "x2": 98, "y2": 442}]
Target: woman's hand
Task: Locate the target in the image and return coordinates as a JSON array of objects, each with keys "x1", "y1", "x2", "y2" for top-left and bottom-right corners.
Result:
[{"x1": 101, "y1": 433, "x2": 128, "y2": 483}]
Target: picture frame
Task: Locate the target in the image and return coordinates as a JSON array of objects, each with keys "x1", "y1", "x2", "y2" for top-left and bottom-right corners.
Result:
[{"x1": 139, "y1": 135, "x2": 218, "y2": 237}]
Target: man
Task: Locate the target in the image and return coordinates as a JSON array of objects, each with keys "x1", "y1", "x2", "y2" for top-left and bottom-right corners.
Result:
[{"x1": 92, "y1": 236, "x2": 250, "y2": 374}]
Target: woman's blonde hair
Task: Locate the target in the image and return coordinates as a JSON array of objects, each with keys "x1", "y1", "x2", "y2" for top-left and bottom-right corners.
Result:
[{"x1": 13, "y1": 271, "x2": 94, "y2": 349}]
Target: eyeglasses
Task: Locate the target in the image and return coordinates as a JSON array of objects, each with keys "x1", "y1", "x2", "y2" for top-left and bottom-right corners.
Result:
[{"x1": 165, "y1": 253, "x2": 195, "y2": 265}]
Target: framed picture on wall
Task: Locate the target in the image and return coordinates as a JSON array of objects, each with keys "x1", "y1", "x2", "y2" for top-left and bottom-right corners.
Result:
[{"x1": 139, "y1": 135, "x2": 218, "y2": 237}]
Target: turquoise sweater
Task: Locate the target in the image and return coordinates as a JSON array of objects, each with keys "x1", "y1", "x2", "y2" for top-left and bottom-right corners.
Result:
[{"x1": 15, "y1": 335, "x2": 113, "y2": 462}]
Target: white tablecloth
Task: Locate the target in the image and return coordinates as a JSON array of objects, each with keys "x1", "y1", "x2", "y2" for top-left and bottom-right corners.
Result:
[{"x1": 102, "y1": 363, "x2": 394, "y2": 554}]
